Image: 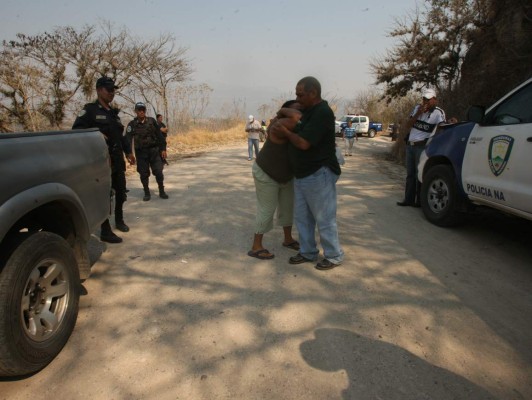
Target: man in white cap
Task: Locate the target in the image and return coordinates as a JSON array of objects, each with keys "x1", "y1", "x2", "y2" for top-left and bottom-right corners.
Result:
[
  {"x1": 397, "y1": 88, "x2": 446, "y2": 207},
  {"x1": 245, "y1": 114, "x2": 262, "y2": 161}
]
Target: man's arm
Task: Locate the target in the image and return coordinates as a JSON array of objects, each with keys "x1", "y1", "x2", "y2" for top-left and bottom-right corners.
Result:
[
  {"x1": 405, "y1": 105, "x2": 424, "y2": 132},
  {"x1": 72, "y1": 107, "x2": 91, "y2": 130},
  {"x1": 270, "y1": 120, "x2": 311, "y2": 150}
]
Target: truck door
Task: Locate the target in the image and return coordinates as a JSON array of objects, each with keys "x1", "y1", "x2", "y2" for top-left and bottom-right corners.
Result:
[
  {"x1": 359, "y1": 116, "x2": 369, "y2": 134},
  {"x1": 351, "y1": 117, "x2": 361, "y2": 134},
  {"x1": 462, "y1": 81, "x2": 532, "y2": 215}
]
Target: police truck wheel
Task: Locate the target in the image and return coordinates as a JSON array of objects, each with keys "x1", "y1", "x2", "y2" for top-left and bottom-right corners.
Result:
[
  {"x1": 0, "y1": 232, "x2": 80, "y2": 376},
  {"x1": 368, "y1": 129, "x2": 376, "y2": 138},
  {"x1": 420, "y1": 165, "x2": 463, "y2": 227}
]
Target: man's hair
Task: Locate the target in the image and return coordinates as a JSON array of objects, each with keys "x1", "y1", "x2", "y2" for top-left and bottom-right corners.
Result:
[
  {"x1": 156, "y1": 114, "x2": 162, "y2": 118},
  {"x1": 297, "y1": 76, "x2": 321, "y2": 97}
]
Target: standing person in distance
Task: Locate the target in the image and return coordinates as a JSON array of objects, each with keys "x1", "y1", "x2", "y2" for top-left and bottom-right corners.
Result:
[
  {"x1": 260, "y1": 119, "x2": 267, "y2": 142},
  {"x1": 72, "y1": 76, "x2": 134, "y2": 243},
  {"x1": 156, "y1": 113, "x2": 169, "y2": 166},
  {"x1": 270, "y1": 76, "x2": 344, "y2": 270},
  {"x1": 397, "y1": 88, "x2": 446, "y2": 207},
  {"x1": 126, "y1": 102, "x2": 169, "y2": 201},
  {"x1": 156, "y1": 114, "x2": 168, "y2": 139},
  {"x1": 342, "y1": 119, "x2": 358, "y2": 157},
  {"x1": 245, "y1": 115, "x2": 262, "y2": 161}
]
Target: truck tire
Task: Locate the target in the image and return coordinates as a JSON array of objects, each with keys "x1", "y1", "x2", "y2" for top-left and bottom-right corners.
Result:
[
  {"x1": 420, "y1": 165, "x2": 463, "y2": 227},
  {"x1": 368, "y1": 129, "x2": 376, "y2": 138},
  {"x1": 0, "y1": 232, "x2": 80, "y2": 376}
]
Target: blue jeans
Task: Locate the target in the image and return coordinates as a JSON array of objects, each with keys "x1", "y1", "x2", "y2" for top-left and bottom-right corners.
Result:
[
  {"x1": 248, "y1": 138, "x2": 259, "y2": 159},
  {"x1": 404, "y1": 144, "x2": 425, "y2": 204},
  {"x1": 294, "y1": 166, "x2": 344, "y2": 264}
]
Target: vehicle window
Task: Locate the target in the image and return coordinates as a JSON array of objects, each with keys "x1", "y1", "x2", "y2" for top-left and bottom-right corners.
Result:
[
  {"x1": 485, "y1": 82, "x2": 532, "y2": 125},
  {"x1": 352, "y1": 117, "x2": 359, "y2": 123},
  {"x1": 360, "y1": 117, "x2": 367, "y2": 123}
]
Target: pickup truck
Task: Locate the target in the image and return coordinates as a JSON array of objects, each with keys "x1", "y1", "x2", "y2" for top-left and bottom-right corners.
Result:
[
  {"x1": 418, "y1": 77, "x2": 532, "y2": 227},
  {"x1": 335, "y1": 115, "x2": 383, "y2": 138},
  {"x1": 0, "y1": 129, "x2": 111, "y2": 376}
]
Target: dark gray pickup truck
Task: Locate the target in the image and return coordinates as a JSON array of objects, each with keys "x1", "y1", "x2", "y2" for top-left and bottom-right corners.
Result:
[{"x1": 0, "y1": 129, "x2": 110, "y2": 376}]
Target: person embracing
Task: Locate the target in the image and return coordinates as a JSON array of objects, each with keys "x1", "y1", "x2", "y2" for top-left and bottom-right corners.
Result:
[
  {"x1": 247, "y1": 100, "x2": 302, "y2": 260},
  {"x1": 270, "y1": 76, "x2": 344, "y2": 270}
]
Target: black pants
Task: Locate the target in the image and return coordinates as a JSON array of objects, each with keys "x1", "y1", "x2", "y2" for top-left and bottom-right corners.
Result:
[
  {"x1": 101, "y1": 167, "x2": 127, "y2": 232},
  {"x1": 112, "y1": 169, "x2": 127, "y2": 222},
  {"x1": 135, "y1": 147, "x2": 164, "y2": 190}
]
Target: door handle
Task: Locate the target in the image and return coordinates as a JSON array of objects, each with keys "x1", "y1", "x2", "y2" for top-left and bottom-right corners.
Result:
[{"x1": 527, "y1": 137, "x2": 532, "y2": 142}]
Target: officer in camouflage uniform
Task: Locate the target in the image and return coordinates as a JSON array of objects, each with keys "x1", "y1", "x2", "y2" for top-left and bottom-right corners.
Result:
[
  {"x1": 126, "y1": 102, "x2": 168, "y2": 201},
  {"x1": 72, "y1": 76, "x2": 134, "y2": 243}
]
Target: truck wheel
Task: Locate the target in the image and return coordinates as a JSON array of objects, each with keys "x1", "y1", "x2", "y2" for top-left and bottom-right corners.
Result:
[
  {"x1": 420, "y1": 165, "x2": 463, "y2": 227},
  {"x1": 0, "y1": 232, "x2": 80, "y2": 376},
  {"x1": 368, "y1": 129, "x2": 376, "y2": 138}
]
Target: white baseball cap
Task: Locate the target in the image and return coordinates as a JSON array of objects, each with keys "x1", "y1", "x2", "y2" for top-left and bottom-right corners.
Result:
[
  {"x1": 422, "y1": 88, "x2": 437, "y2": 99},
  {"x1": 248, "y1": 115, "x2": 254, "y2": 122}
]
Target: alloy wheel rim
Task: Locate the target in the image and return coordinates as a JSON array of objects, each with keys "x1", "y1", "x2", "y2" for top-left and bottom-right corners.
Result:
[{"x1": 21, "y1": 259, "x2": 69, "y2": 342}]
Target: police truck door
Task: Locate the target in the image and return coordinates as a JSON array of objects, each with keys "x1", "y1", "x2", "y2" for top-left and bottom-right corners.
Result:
[{"x1": 461, "y1": 80, "x2": 532, "y2": 215}]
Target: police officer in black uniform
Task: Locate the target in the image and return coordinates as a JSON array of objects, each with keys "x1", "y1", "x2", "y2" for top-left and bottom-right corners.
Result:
[
  {"x1": 126, "y1": 102, "x2": 168, "y2": 201},
  {"x1": 72, "y1": 76, "x2": 134, "y2": 243}
]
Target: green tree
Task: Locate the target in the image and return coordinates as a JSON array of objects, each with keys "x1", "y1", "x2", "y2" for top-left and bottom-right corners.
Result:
[{"x1": 370, "y1": 0, "x2": 490, "y2": 100}]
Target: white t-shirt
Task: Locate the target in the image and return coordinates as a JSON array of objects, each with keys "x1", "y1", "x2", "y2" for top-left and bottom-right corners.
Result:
[{"x1": 408, "y1": 105, "x2": 446, "y2": 142}]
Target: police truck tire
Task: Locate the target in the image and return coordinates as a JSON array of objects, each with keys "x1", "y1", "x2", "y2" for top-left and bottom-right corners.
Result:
[
  {"x1": 368, "y1": 129, "x2": 376, "y2": 138},
  {"x1": 420, "y1": 165, "x2": 463, "y2": 227},
  {"x1": 0, "y1": 232, "x2": 80, "y2": 376}
]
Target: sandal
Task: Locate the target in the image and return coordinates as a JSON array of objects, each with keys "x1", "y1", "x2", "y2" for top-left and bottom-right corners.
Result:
[
  {"x1": 247, "y1": 249, "x2": 274, "y2": 260},
  {"x1": 282, "y1": 241, "x2": 300, "y2": 251}
]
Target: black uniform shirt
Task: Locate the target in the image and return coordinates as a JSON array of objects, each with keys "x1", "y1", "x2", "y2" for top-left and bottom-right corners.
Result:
[
  {"x1": 126, "y1": 117, "x2": 167, "y2": 152},
  {"x1": 72, "y1": 100, "x2": 131, "y2": 172}
]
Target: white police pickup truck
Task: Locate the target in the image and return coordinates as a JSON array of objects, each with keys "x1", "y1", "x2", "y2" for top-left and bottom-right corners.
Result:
[{"x1": 418, "y1": 77, "x2": 532, "y2": 227}]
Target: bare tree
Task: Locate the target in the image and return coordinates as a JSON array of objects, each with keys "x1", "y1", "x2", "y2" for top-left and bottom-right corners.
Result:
[
  {"x1": 0, "y1": 21, "x2": 195, "y2": 132},
  {"x1": 124, "y1": 33, "x2": 193, "y2": 121},
  {"x1": 0, "y1": 46, "x2": 47, "y2": 131}
]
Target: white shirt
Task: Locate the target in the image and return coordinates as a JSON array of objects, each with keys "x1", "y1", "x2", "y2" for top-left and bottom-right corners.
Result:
[
  {"x1": 246, "y1": 119, "x2": 262, "y2": 140},
  {"x1": 408, "y1": 105, "x2": 446, "y2": 142}
]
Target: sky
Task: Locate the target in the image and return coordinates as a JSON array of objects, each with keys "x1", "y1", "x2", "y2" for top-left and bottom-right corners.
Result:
[{"x1": 1, "y1": 0, "x2": 420, "y2": 116}]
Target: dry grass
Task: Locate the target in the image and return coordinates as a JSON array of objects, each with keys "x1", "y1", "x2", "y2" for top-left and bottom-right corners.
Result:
[
  {"x1": 125, "y1": 123, "x2": 247, "y2": 176},
  {"x1": 166, "y1": 123, "x2": 246, "y2": 155}
]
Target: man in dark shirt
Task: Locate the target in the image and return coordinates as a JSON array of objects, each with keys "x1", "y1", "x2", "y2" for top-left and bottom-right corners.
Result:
[
  {"x1": 72, "y1": 76, "x2": 134, "y2": 243},
  {"x1": 271, "y1": 76, "x2": 344, "y2": 270}
]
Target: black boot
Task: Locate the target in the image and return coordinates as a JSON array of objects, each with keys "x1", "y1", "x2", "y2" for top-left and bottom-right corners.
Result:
[
  {"x1": 143, "y1": 189, "x2": 151, "y2": 201},
  {"x1": 115, "y1": 219, "x2": 130, "y2": 232},
  {"x1": 158, "y1": 185, "x2": 169, "y2": 199},
  {"x1": 100, "y1": 219, "x2": 122, "y2": 243},
  {"x1": 114, "y1": 202, "x2": 129, "y2": 232}
]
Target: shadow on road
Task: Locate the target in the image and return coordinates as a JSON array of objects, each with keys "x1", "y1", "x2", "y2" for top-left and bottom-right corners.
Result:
[{"x1": 300, "y1": 328, "x2": 497, "y2": 400}]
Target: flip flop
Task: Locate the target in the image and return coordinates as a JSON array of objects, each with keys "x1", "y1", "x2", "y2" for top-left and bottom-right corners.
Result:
[
  {"x1": 282, "y1": 241, "x2": 300, "y2": 251},
  {"x1": 247, "y1": 249, "x2": 275, "y2": 260}
]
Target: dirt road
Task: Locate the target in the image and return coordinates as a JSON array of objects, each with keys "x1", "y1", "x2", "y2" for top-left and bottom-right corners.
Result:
[{"x1": 1, "y1": 136, "x2": 531, "y2": 399}]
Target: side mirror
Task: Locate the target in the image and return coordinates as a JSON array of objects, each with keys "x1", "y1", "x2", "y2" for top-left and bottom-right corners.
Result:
[{"x1": 467, "y1": 105, "x2": 486, "y2": 123}]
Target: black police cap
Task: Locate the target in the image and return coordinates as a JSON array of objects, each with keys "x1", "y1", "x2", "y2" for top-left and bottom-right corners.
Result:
[{"x1": 96, "y1": 76, "x2": 119, "y2": 89}]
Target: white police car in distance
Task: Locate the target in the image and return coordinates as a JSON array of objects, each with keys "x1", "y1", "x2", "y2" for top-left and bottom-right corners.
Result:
[{"x1": 418, "y1": 77, "x2": 532, "y2": 227}]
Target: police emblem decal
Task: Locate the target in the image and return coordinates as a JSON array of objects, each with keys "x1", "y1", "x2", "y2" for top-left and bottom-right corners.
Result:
[{"x1": 488, "y1": 135, "x2": 514, "y2": 176}]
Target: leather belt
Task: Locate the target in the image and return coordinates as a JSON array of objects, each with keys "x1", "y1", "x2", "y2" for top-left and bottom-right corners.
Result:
[{"x1": 408, "y1": 140, "x2": 428, "y2": 146}]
